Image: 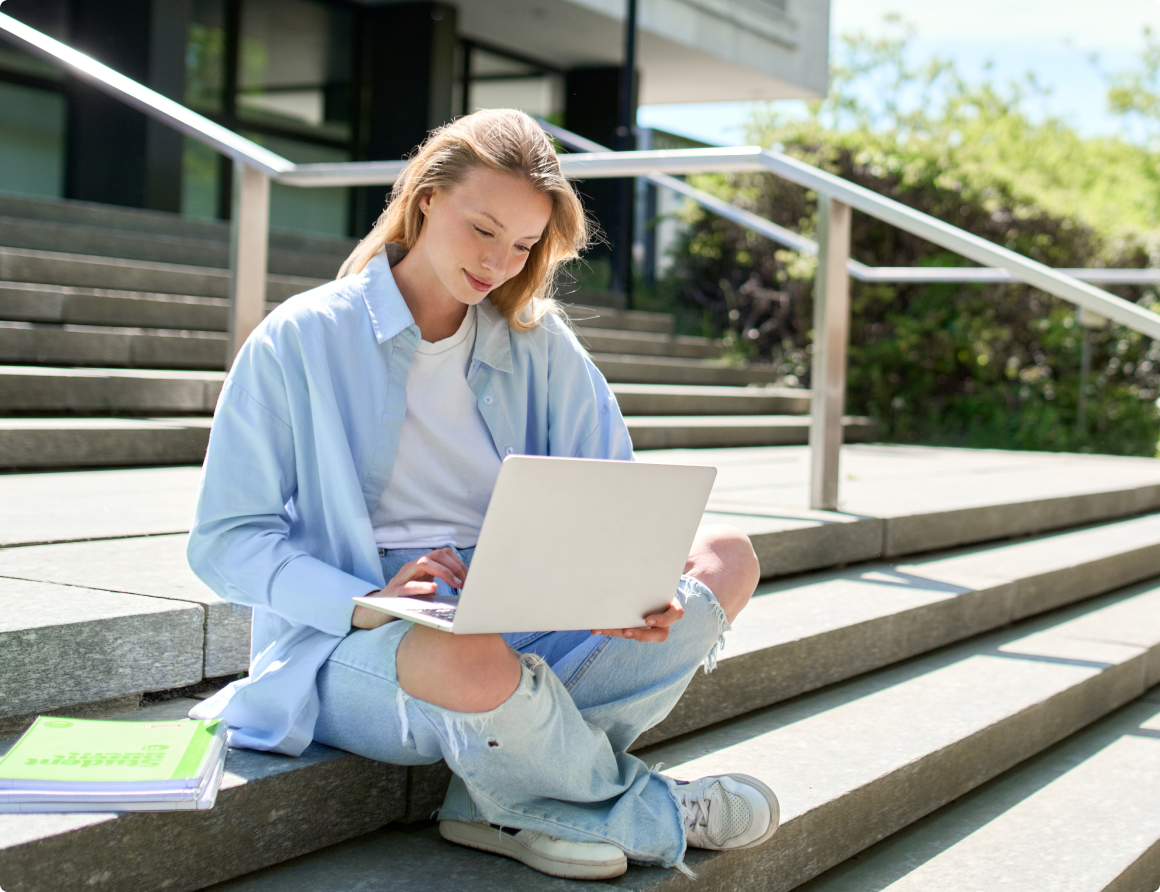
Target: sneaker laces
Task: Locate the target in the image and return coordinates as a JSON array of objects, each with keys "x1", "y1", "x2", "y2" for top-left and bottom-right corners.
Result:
[{"x1": 681, "y1": 785, "x2": 718, "y2": 842}]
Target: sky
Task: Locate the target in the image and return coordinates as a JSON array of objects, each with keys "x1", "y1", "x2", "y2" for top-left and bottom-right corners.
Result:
[{"x1": 637, "y1": 0, "x2": 1160, "y2": 146}]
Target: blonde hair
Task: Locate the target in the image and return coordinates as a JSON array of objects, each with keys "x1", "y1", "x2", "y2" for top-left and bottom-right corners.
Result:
[{"x1": 338, "y1": 109, "x2": 589, "y2": 332}]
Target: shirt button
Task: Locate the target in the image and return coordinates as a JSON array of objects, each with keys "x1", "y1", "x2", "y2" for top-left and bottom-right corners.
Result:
[
  {"x1": 505, "y1": 447, "x2": 514, "y2": 455},
  {"x1": 484, "y1": 395, "x2": 494, "y2": 404}
]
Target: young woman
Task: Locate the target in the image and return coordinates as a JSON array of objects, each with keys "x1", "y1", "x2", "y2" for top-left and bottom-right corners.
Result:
[{"x1": 187, "y1": 108, "x2": 778, "y2": 880}]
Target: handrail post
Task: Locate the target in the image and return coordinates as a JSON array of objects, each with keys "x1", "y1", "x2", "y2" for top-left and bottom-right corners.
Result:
[
  {"x1": 226, "y1": 161, "x2": 271, "y2": 369},
  {"x1": 809, "y1": 196, "x2": 852, "y2": 511}
]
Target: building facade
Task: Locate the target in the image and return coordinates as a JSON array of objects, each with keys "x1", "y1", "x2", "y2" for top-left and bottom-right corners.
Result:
[{"x1": 0, "y1": 0, "x2": 828, "y2": 283}]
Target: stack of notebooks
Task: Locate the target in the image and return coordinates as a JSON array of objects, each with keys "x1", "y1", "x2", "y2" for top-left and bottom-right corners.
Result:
[{"x1": 0, "y1": 716, "x2": 227, "y2": 813}]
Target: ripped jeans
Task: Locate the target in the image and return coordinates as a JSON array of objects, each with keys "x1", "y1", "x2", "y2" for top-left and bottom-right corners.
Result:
[{"x1": 312, "y1": 546, "x2": 731, "y2": 869}]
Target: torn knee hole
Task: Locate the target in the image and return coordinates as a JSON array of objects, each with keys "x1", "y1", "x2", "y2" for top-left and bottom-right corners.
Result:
[{"x1": 487, "y1": 738, "x2": 500, "y2": 748}]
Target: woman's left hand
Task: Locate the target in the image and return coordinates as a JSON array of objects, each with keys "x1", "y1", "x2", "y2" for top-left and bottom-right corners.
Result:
[{"x1": 592, "y1": 596, "x2": 684, "y2": 643}]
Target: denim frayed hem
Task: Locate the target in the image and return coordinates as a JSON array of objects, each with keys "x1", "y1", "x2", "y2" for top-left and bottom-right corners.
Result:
[
  {"x1": 653, "y1": 769, "x2": 693, "y2": 875},
  {"x1": 680, "y1": 575, "x2": 731, "y2": 673}
]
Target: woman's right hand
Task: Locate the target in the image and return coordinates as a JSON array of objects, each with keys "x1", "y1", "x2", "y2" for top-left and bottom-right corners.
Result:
[{"x1": 352, "y1": 547, "x2": 469, "y2": 630}]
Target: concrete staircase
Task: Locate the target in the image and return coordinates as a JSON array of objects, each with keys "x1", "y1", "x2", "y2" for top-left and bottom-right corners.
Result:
[
  {"x1": 0, "y1": 192, "x2": 875, "y2": 469},
  {"x1": 3, "y1": 444, "x2": 1160, "y2": 891}
]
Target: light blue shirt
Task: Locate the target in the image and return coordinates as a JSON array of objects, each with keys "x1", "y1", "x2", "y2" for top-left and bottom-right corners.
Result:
[{"x1": 187, "y1": 250, "x2": 634, "y2": 755}]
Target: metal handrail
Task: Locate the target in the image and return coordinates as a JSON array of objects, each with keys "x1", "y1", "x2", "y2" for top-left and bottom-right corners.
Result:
[
  {"x1": 0, "y1": 12, "x2": 293, "y2": 177},
  {"x1": 3, "y1": 11, "x2": 1159, "y2": 511},
  {"x1": 756, "y1": 150, "x2": 1160, "y2": 339}
]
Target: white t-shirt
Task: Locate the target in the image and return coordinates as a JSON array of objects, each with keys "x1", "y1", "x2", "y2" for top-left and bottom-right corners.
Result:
[{"x1": 371, "y1": 304, "x2": 503, "y2": 550}]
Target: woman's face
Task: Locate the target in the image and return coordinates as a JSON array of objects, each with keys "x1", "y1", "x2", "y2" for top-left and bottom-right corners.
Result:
[{"x1": 416, "y1": 166, "x2": 554, "y2": 307}]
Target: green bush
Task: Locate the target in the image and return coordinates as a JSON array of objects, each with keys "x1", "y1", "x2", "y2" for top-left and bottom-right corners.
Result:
[{"x1": 664, "y1": 17, "x2": 1160, "y2": 456}]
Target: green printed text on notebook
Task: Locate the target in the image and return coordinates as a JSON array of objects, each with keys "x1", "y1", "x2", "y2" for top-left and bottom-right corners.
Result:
[{"x1": 0, "y1": 716, "x2": 227, "y2": 812}]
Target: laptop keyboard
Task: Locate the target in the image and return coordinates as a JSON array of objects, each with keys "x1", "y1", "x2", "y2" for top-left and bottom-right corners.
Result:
[{"x1": 413, "y1": 605, "x2": 457, "y2": 622}]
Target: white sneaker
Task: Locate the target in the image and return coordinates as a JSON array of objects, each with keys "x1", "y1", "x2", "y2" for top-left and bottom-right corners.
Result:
[
  {"x1": 439, "y1": 819, "x2": 628, "y2": 880},
  {"x1": 676, "y1": 773, "x2": 780, "y2": 850}
]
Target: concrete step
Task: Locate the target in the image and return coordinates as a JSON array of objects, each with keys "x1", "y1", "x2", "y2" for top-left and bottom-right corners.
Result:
[
  {"x1": 0, "y1": 191, "x2": 358, "y2": 258},
  {"x1": 0, "y1": 370, "x2": 814, "y2": 420},
  {"x1": 0, "y1": 465, "x2": 202, "y2": 548},
  {"x1": 626, "y1": 414, "x2": 876, "y2": 449},
  {"x1": 0, "y1": 282, "x2": 233, "y2": 331},
  {"x1": 0, "y1": 191, "x2": 236, "y2": 241},
  {"x1": 0, "y1": 321, "x2": 719, "y2": 368},
  {"x1": 594, "y1": 353, "x2": 780, "y2": 386},
  {"x1": 613, "y1": 383, "x2": 809, "y2": 416},
  {"x1": 563, "y1": 304, "x2": 674, "y2": 334},
  {"x1": 0, "y1": 321, "x2": 225, "y2": 370},
  {"x1": 0, "y1": 533, "x2": 247, "y2": 684},
  {"x1": 0, "y1": 367, "x2": 224, "y2": 416},
  {"x1": 3, "y1": 445, "x2": 1159, "y2": 581},
  {"x1": 641, "y1": 510, "x2": 1160, "y2": 747},
  {"x1": 0, "y1": 325, "x2": 766, "y2": 382},
  {"x1": 0, "y1": 215, "x2": 347, "y2": 280},
  {"x1": 0, "y1": 409, "x2": 872, "y2": 467},
  {"x1": 636, "y1": 581, "x2": 1160, "y2": 892},
  {"x1": 6, "y1": 494, "x2": 1158, "y2": 747},
  {"x1": 0, "y1": 411, "x2": 883, "y2": 468},
  {"x1": 0, "y1": 282, "x2": 679, "y2": 342},
  {"x1": 562, "y1": 287, "x2": 627, "y2": 310},
  {"x1": 0, "y1": 578, "x2": 204, "y2": 724},
  {"x1": 54, "y1": 573, "x2": 1156, "y2": 892},
  {"x1": 0, "y1": 247, "x2": 323, "y2": 302},
  {"x1": 644, "y1": 444, "x2": 1160, "y2": 579},
  {"x1": 576, "y1": 327, "x2": 722, "y2": 359},
  {"x1": 0, "y1": 416, "x2": 212, "y2": 469},
  {"x1": 796, "y1": 686, "x2": 1160, "y2": 892},
  {"x1": 3, "y1": 515, "x2": 1160, "y2": 891}
]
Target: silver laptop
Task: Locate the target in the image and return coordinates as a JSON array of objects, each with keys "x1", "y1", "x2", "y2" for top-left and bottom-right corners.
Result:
[{"x1": 353, "y1": 455, "x2": 716, "y2": 634}]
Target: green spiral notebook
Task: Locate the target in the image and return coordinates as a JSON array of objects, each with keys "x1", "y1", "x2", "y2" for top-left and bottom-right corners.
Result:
[{"x1": 0, "y1": 715, "x2": 227, "y2": 812}]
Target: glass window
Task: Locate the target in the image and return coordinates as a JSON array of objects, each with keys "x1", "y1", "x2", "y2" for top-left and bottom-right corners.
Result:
[
  {"x1": 237, "y1": 0, "x2": 354, "y2": 142},
  {"x1": 0, "y1": 81, "x2": 65, "y2": 199},
  {"x1": 186, "y1": 0, "x2": 227, "y2": 114},
  {"x1": 181, "y1": 137, "x2": 220, "y2": 220},
  {"x1": 464, "y1": 47, "x2": 563, "y2": 121}
]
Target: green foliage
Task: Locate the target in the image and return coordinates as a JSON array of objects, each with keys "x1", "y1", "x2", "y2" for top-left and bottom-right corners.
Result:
[
  {"x1": 665, "y1": 17, "x2": 1160, "y2": 456},
  {"x1": 1104, "y1": 25, "x2": 1160, "y2": 147}
]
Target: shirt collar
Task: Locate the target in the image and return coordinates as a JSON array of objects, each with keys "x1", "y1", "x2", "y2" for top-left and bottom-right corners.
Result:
[
  {"x1": 359, "y1": 246, "x2": 415, "y2": 344},
  {"x1": 358, "y1": 243, "x2": 514, "y2": 372},
  {"x1": 473, "y1": 298, "x2": 515, "y2": 373}
]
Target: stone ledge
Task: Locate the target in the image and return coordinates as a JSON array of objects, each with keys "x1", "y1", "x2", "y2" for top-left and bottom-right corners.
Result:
[
  {"x1": 0, "y1": 246, "x2": 322, "y2": 302},
  {"x1": 0, "y1": 578, "x2": 204, "y2": 718},
  {"x1": 627, "y1": 415, "x2": 877, "y2": 449},
  {"x1": 0, "y1": 465, "x2": 202, "y2": 548},
  {"x1": 796, "y1": 688, "x2": 1160, "y2": 892},
  {"x1": 0, "y1": 216, "x2": 345, "y2": 280},
  {"x1": 0, "y1": 418, "x2": 213, "y2": 470},
  {"x1": 0, "y1": 533, "x2": 248, "y2": 678},
  {"x1": 639, "y1": 511, "x2": 1160, "y2": 747},
  {"x1": 612, "y1": 383, "x2": 810, "y2": 416},
  {"x1": 593, "y1": 353, "x2": 780, "y2": 386},
  {"x1": 0, "y1": 365, "x2": 224, "y2": 415}
]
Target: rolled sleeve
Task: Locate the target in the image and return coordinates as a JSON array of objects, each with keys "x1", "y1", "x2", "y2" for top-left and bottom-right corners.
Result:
[{"x1": 269, "y1": 554, "x2": 373, "y2": 637}]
